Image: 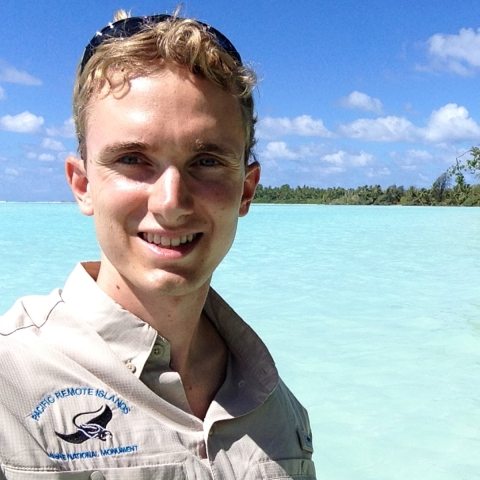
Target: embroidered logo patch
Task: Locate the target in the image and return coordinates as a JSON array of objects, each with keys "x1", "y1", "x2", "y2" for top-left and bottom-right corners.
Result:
[
  {"x1": 55, "y1": 405, "x2": 113, "y2": 444},
  {"x1": 30, "y1": 386, "x2": 139, "y2": 462}
]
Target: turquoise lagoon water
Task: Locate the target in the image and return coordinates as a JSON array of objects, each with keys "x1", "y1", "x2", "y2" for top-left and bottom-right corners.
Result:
[{"x1": 1, "y1": 203, "x2": 480, "y2": 479}]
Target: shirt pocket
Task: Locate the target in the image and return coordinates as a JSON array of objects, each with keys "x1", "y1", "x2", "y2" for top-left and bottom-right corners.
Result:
[
  {"x1": 258, "y1": 458, "x2": 316, "y2": 479},
  {"x1": 2, "y1": 463, "x2": 187, "y2": 480}
]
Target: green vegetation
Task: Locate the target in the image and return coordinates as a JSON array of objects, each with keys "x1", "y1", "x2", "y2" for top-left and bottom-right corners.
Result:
[{"x1": 253, "y1": 147, "x2": 480, "y2": 206}]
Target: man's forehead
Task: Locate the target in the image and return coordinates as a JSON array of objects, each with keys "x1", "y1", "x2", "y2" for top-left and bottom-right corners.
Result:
[
  {"x1": 91, "y1": 63, "x2": 219, "y2": 100},
  {"x1": 85, "y1": 69, "x2": 246, "y2": 157},
  {"x1": 87, "y1": 66, "x2": 242, "y2": 119}
]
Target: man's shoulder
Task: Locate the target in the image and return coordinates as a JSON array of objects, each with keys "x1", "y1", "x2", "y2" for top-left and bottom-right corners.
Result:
[
  {"x1": 276, "y1": 377, "x2": 310, "y2": 417},
  {"x1": 274, "y1": 378, "x2": 314, "y2": 451},
  {"x1": 0, "y1": 289, "x2": 62, "y2": 337}
]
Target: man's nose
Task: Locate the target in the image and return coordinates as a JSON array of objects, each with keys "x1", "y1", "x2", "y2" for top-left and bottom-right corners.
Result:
[{"x1": 148, "y1": 166, "x2": 194, "y2": 222}]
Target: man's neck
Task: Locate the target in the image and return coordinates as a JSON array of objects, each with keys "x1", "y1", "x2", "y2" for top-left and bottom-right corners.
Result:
[{"x1": 95, "y1": 260, "x2": 228, "y2": 419}]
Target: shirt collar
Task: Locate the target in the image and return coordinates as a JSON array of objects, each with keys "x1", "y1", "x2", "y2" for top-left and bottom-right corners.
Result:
[
  {"x1": 203, "y1": 288, "x2": 279, "y2": 400},
  {"x1": 60, "y1": 262, "x2": 158, "y2": 377}
]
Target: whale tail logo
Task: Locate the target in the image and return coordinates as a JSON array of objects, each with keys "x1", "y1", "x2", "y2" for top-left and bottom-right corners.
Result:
[{"x1": 55, "y1": 405, "x2": 113, "y2": 444}]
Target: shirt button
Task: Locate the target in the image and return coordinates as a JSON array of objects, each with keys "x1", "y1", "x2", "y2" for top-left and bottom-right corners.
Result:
[
  {"x1": 90, "y1": 472, "x2": 105, "y2": 480},
  {"x1": 153, "y1": 344, "x2": 165, "y2": 357},
  {"x1": 125, "y1": 362, "x2": 136, "y2": 373}
]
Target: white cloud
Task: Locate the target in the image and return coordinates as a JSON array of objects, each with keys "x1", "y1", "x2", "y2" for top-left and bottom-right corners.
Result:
[
  {"x1": 262, "y1": 142, "x2": 299, "y2": 160},
  {"x1": 404, "y1": 149, "x2": 434, "y2": 161},
  {"x1": 259, "y1": 104, "x2": 480, "y2": 146},
  {"x1": 321, "y1": 166, "x2": 345, "y2": 175},
  {"x1": 322, "y1": 150, "x2": 374, "y2": 168},
  {"x1": 260, "y1": 142, "x2": 327, "y2": 161},
  {"x1": 338, "y1": 103, "x2": 480, "y2": 144},
  {"x1": 0, "y1": 85, "x2": 5, "y2": 100},
  {"x1": 257, "y1": 115, "x2": 334, "y2": 140},
  {"x1": 41, "y1": 138, "x2": 65, "y2": 151},
  {"x1": 420, "y1": 103, "x2": 480, "y2": 143},
  {"x1": 339, "y1": 91, "x2": 383, "y2": 115},
  {"x1": 38, "y1": 153, "x2": 56, "y2": 162},
  {"x1": 26, "y1": 152, "x2": 37, "y2": 160},
  {"x1": 0, "y1": 60, "x2": 42, "y2": 85},
  {"x1": 0, "y1": 111, "x2": 44, "y2": 133},
  {"x1": 349, "y1": 151, "x2": 375, "y2": 167},
  {"x1": 323, "y1": 151, "x2": 345, "y2": 165},
  {"x1": 424, "y1": 27, "x2": 480, "y2": 75},
  {"x1": 46, "y1": 117, "x2": 75, "y2": 139},
  {"x1": 391, "y1": 146, "x2": 466, "y2": 175},
  {"x1": 260, "y1": 139, "x2": 377, "y2": 179},
  {"x1": 390, "y1": 149, "x2": 435, "y2": 171},
  {"x1": 366, "y1": 167, "x2": 391, "y2": 178},
  {"x1": 5, "y1": 167, "x2": 20, "y2": 176},
  {"x1": 338, "y1": 116, "x2": 415, "y2": 142}
]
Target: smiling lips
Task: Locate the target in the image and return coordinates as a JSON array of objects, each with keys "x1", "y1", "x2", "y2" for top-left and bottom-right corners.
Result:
[{"x1": 141, "y1": 232, "x2": 198, "y2": 247}]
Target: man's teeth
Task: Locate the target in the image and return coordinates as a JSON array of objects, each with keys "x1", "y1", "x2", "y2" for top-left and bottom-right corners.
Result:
[{"x1": 143, "y1": 233, "x2": 196, "y2": 246}]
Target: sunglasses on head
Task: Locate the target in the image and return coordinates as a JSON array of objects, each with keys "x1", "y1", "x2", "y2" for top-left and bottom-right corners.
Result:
[{"x1": 79, "y1": 14, "x2": 242, "y2": 74}]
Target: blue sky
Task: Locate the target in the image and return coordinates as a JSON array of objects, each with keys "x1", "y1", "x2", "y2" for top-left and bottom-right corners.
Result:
[{"x1": 1, "y1": 0, "x2": 480, "y2": 200}]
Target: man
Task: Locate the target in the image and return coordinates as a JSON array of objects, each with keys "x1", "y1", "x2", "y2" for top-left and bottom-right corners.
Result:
[{"x1": 0, "y1": 11, "x2": 315, "y2": 479}]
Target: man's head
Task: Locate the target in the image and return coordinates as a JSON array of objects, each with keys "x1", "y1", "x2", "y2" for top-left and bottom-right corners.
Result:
[
  {"x1": 66, "y1": 11, "x2": 260, "y2": 305},
  {"x1": 73, "y1": 10, "x2": 258, "y2": 163}
]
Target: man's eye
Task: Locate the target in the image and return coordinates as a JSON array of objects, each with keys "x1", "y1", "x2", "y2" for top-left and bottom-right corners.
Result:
[
  {"x1": 197, "y1": 157, "x2": 219, "y2": 167},
  {"x1": 118, "y1": 155, "x2": 143, "y2": 165}
]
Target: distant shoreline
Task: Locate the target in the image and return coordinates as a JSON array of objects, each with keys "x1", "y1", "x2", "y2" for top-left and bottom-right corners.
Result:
[{"x1": 252, "y1": 183, "x2": 480, "y2": 206}]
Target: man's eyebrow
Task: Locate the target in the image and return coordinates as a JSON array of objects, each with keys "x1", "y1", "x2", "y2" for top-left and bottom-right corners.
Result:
[
  {"x1": 96, "y1": 141, "x2": 150, "y2": 160},
  {"x1": 193, "y1": 140, "x2": 240, "y2": 159}
]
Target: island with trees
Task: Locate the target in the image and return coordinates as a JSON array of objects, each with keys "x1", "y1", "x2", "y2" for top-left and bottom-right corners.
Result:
[{"x1": 253, "y1": 147, "x2": 480, "y2": 206}]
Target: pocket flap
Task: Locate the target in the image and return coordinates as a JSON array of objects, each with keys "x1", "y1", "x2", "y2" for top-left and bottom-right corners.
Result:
[{"x1": 3, "y1": 463, "x2": 186, "y2": 480}]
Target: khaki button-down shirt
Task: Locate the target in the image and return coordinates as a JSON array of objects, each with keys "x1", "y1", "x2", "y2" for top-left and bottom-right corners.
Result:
[{"x1": 0, "y1": 262, "x2": 315, "y2": 479}]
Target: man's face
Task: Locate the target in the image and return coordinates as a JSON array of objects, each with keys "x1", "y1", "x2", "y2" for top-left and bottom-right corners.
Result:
[{"x1": 67, "y1": 65, "x2": 259, "y2": 300}]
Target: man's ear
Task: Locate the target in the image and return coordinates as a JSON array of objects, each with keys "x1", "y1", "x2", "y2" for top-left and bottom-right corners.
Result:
[
  {"x1": 65, "y1": 155, "x2": 93, "y2": 216},
  {"x1": 239, "y1": 161, "x2": 260, "y2": 217}
]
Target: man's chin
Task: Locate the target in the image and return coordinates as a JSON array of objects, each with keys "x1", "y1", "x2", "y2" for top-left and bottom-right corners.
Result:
[{"x1": 133, "y1": 271, "x2": 212, "y2": 298}]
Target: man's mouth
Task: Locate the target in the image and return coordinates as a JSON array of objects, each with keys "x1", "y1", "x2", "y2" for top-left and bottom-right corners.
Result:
[{"x1": 141, "y1": 232, "x2": 199, "y2": 247}]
